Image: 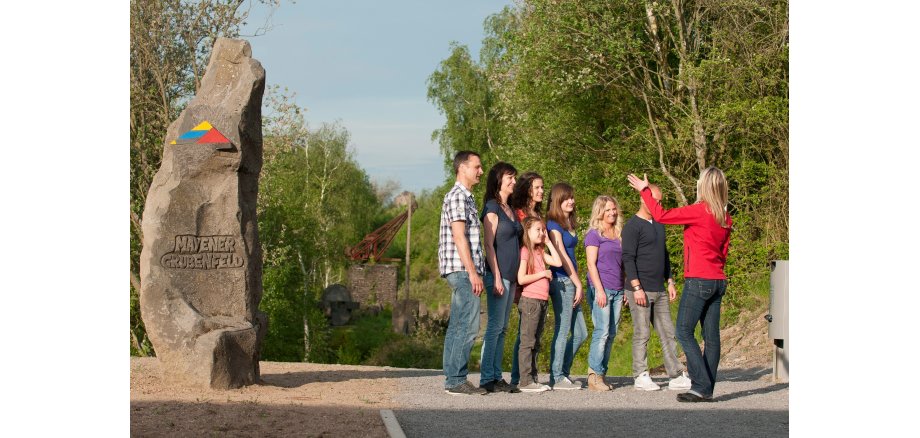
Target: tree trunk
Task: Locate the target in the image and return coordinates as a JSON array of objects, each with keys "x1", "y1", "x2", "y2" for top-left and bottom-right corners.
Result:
[
  {"x1": 638, "y1": 80, "x2": 689, "y2": 206},
  {"x1": 670, "y1": 0, "x2": 708, "y2": 172},
  {"x1": 481, "y1": 104, "x2": 499, "y2": 160},
  {"x1": 130, "y1": 270, "x2": 148, "y2": 356},
  {"x1": 130, "y1": 209, "x2": 144, "y2": 241},
  {"x1": 298, "y1": 250, "x2": 311, "y2": 361},
  {"x1": 404, "y1": 194, "x2": 412, "y2": 301},
  {"x1": 688, "y1": 88, "x2": 707, "y2": 172}
]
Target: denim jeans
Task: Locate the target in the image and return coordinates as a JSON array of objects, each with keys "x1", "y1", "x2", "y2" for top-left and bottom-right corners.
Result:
[
  {"x1": 586, "y1": 286, "x2": 624, "y2": 376},
  {"x1": 625, "y1": 290, "x2": 682, "y2": 378},
  {"x1": 549, "y1": 276, "x2": 587, "y2": 384},
  {"x1": 442, "y1": 271, "x2": 482, "y2": 389},
  {"x1": 479, "y1": 271, "x2": 515, "y2": 385},
  {"x1": 675, "y1": 278, "x2": 727, "y2": 397}
]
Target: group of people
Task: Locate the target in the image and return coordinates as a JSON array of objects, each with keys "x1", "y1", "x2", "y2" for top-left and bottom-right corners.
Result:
[{"x1": 438, "y1": 151, "x2": 732, "y2": 403}]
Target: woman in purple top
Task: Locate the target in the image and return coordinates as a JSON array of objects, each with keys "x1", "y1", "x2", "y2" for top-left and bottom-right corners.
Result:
[
  {"x1": 584, "y1": 195, "x2": 625, "y2": 391},
  {"x1": 545, "y1": 182, "x2": 587, "y2": 390}
]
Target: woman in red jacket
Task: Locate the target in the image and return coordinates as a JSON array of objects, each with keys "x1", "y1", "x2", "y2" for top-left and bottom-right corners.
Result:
[{"x1": 627, "y1": 167, "x2": 732, "y2": 403}]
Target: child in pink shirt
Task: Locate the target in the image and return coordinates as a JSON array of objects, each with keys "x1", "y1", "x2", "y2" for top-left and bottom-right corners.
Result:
[{"x1": 516, "y1": 216, "x2": 562, "y2": 392}]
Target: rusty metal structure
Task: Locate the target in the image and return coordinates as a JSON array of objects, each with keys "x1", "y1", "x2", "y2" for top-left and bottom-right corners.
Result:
[{"x1": 345, "y1": 202, "x2": 417, "y2": 262}]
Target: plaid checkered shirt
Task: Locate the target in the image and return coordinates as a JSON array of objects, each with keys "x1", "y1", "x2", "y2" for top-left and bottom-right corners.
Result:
[{"x1": 438, "y1": 182, "x2": 485, "y2": 276}]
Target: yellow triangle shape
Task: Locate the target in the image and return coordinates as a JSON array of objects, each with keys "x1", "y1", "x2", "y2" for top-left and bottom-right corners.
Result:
[
  {"x1": 170, "y1": 140, "x2": 176, "y2": 144},
  {"x1": 192, "y1": 121, "x2": 213, "y2": 131}
]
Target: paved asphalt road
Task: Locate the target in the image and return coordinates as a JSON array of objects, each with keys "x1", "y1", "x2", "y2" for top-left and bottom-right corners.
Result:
[{"x1": 391, "y1": 368, "x2": 788, "y2": 438}]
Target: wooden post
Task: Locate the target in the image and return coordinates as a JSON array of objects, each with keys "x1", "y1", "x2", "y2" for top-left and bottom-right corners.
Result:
[{"x1": 404, "y1": 193, "x2": 412, "y2": 301}]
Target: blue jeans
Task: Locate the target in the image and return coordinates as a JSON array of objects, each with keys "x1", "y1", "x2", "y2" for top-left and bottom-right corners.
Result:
[
  {"x1": 676, "y1": 278, "x2": 727, "y2": 398},
  {"x1": 442, "y1": 271, "x2": 482, "y2": 389},
  {"x1": 479, "y1": 271, "x2": 515, "y2": 385},
  {"x1": 586, "y1": 286, "x2": 624, "y2": 376},
  {"x1": 549, "y1": 276, "x2": 587, "y2": 384}
]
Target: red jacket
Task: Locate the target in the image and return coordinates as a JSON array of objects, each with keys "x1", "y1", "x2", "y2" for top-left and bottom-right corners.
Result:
[{"x1": 641, "y1": 188, "x2": 732, "y2": 280}]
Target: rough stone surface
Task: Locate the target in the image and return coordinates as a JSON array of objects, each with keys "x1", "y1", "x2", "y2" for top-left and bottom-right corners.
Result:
[
  {"x1": 347, "y1": 264, "x2": 398, "y2": 308},
  {"x1": 321, "y1": 284, "x2": 359, "y2": 326},
  {"x1": 139, "y1": 37, "x2": 267, "y2": 389},
  {"x1": 392, "y1": 299, "x2": 419, "y2": 334}
]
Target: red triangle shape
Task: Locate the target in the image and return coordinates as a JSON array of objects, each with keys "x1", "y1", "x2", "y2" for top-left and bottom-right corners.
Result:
[{"x1": 196, "y1": 128, "x2": 230, "y2": 144}]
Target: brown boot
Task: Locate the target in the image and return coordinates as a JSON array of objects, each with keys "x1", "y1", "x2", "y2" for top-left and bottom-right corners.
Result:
[
  {"x1": 587, "y1": 368, "x2": 609, "y2": 392},
  {"x1": 603, "y1": 375, "x2": 616, "y2": 390}
]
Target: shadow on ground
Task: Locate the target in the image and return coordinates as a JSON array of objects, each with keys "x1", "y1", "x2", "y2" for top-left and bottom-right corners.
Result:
[
  {"x1": 714, "y1": 382, "x2": 789, "y2": 402},
  {"x1": 131, "y1": 401, "x2": 388, "y2": 438},
  {"x1": 718, "y1": 367, "x2": 772, "y2": 382},
  {"x1": 394, "y1": 407, "x2": 789, "y2": 438},
  {"x1": 647, "y1": 366, "x2": 773, "y2": 383},
  {"x1": 596, "y1": 376, "x2": 786, "y2": 402},
  {"x1": 261, "y1": 368, "x2": 443, "y2": 388}
]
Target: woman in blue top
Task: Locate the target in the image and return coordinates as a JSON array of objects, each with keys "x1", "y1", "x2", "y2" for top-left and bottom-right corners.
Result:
[
  {"x1": 545, "y1": 182, "x2": 587, "y2": 390},
  {"x1": 478, "y1": 161, "x2": 522, "y2": 393}
]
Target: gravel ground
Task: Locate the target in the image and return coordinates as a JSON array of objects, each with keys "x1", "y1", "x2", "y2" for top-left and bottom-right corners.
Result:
[
  {"x1": 132, "y1": 319, "x2": 786, "y2": 438},
  {"x1": 131, "y1": 357, "x2": 406, "y2": 437},
  {"x1": 392, "y1": 368, "x2": 788, "y2": 438},
  {"x1": 131, "y1": 361, "x2": 787, "y2": 437}
]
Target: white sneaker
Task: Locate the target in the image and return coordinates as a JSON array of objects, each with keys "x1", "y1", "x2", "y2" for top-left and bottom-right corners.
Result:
[
  {"x1": 668, "y1": 371, "x2": 692, "y2": 390},
  {"x1": 633, "y1": 371, "x2": 660, "y2": 391},
  {"x1": 552, "y1": 376, "x2": 582, "y2": 390},
  {"x1": 519, "y1": 382, "x2": 551, "y2": 393}
]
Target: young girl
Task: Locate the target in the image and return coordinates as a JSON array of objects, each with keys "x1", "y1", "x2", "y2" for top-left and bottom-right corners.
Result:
[
  {"x1": 516, "y1": 216, "x2": 562, "y2": 393},
  {"x1": 508, "y1": 171, "x2": 544, "y2": 388}
]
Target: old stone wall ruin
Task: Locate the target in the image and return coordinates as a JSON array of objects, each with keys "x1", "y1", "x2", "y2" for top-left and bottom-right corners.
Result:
[{"x1": 347, "y1": 264, "x2": 398, "y2": 309}]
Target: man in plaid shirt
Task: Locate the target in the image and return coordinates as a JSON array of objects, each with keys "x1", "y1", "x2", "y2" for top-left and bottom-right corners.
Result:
[{"x1": 439, "y1": 150, "x2": 487, "y2": 395}]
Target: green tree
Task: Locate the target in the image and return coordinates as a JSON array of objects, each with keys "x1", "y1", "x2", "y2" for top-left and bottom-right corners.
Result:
[
  {"x1": 258, "y1": 87, "x2": 383, "y2": 361},
  {"x1": 422, "y1": 0, "x2": 788, "y2": 373},
  {"x1": 427, "y1": 43, "x2": 504, "y2": 171},
  {"x1": 483, "y1": 0, "x2": 788, "y2": 294}
]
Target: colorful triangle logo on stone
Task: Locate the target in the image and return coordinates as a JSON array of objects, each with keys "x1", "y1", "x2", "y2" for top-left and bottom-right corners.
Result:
[
  {"x1": 170, "y1": 121, "x2": 231, "y2": 145},
  {"x1": 197, "y1": 128, "x2": 230, "y2": 143}
]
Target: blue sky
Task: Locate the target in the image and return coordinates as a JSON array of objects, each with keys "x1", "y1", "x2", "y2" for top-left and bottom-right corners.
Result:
[{"x1": 241, "y1": 1, "x2": 513, "y2": 194}]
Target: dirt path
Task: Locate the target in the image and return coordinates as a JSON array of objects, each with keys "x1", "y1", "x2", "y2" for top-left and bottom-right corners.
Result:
[
  {"x1": 131, "y1": 308, "x2": 779, "y2": 436},
  {"x1": 131, "y1": 358, "x2": 410, "y2": 437}
]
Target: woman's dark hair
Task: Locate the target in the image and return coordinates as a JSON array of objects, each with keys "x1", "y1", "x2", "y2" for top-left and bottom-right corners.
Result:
[
  {"x1": 485, "y1": 162, "x2": 518, "y2": 204},
  {"x1": 510, "y1": 171, "x2": 544, "y2": 215}
]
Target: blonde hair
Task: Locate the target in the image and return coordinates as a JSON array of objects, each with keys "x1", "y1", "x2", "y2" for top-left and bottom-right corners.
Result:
[
  {"x1": 546, "y1": 182, "x2": 577, "y2": 231},
  {"x1": 588, "y1": 195, "x2": 623, "y2": 240},
  {"x1": 521, "y1": 216, "x2": 546, "y2": 275},
  {"x1": 696, "y1": 166, "x2": 729, "y2": 228}
]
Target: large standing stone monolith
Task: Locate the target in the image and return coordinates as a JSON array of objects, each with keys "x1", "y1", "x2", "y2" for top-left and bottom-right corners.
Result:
[{"x1": 139, "y1": 38, "x2": 267, "y2": 389}]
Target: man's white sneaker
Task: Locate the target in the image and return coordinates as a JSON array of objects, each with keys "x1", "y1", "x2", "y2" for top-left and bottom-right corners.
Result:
[
  {"x1": 633, "y1": 371, "x2": 660, "y2": 391},
  {"x1": 668, "y1": 371, "x2": 692, "y2": 390}
]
